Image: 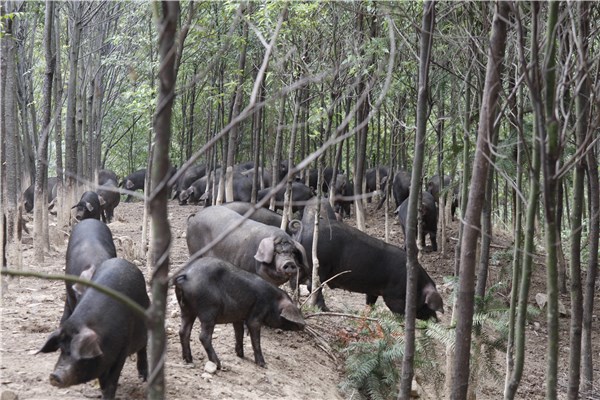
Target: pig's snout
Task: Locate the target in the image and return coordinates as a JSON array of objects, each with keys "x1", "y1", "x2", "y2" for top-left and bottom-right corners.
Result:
[
  {"x1": 49, "y1": 372, "x2": 66, "y2": 388},
  {"x1": 282, "y1": 262, "x2": 297, "y2": 275}
]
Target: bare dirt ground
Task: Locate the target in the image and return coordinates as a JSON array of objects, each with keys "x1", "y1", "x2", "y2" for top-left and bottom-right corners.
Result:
[{"x1": 1, "y1": 198, "x2": 599, "y2": 399}]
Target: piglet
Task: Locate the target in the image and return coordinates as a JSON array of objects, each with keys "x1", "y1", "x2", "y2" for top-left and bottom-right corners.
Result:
[{"x1": 174, "y1": 257, "x2": 305, "y2": 369}]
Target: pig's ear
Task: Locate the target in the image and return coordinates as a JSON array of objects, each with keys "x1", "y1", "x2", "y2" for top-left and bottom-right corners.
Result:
[
  {"x1": 38, "y1": 329, "x2": 62, "y2": 354},
  {"x1": 71, "y1": 326, "x2": 103, "y2": 360},
  {"x1": 85, "y1": 202, "x2": 94, "y2": 212},
  {"x1": 73, "y1": 265, "x2": 96, "y2": 297},
  {"x1": 280, "y1": 304, "x2": 305, "y2": 328},
  {"x1": 255, "y1": 237, "x2": 275, "y2": 264},
  {"x1": 98, "y1": 196, "x2": 106, "y2": 206},
  {"x1": 423, "y1": 284, "x2": 444, "y2": 313}
]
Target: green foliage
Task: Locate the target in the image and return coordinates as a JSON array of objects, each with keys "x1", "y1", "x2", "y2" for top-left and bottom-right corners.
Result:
[{"x1": 338, "y1": 308, "x2": 443, "y2": 400}]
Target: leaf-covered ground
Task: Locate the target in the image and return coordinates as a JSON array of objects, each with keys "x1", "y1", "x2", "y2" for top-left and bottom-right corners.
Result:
[{"x1": 1, "y1": 199, "x2": 598, "y2": 399}]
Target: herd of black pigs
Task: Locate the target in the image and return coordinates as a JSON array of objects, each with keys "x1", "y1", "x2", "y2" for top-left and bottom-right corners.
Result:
[{"x1": 12, "y1": 162, "x2": 458, "y2": 399}]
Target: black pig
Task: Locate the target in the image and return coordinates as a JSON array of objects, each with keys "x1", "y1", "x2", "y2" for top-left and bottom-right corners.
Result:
[
  {"x1": 62, "y1": 219, "x2": 116, "y2": 322},
  {"x1": 119, "y1": 169, "x2": 146, "y2": 202},
  {"x1": 174, "y1": 257, "x2": 305, "y2": 368},
  {"x1": 22, "y1": 177, "x2": 58, "y2": 213},
  {"x1": 187, "y1": 206, "x2": 309, "y2": 287},
  {"x1": 291, "y1": 198, "x2": 443, "y2": 320},
  {"x1": 72, "y1": 191, "x2": 102, "y2": 221},
  {"x1": 396, "y1": 191, "x2": 438, "y2": 252},
  {"x1": 39, "y1": 258, "x2": 149, "y2": 400}
]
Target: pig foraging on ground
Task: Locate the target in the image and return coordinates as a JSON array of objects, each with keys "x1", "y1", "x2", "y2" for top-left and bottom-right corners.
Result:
[
  {"x1": 39, "y1": 258, "x2": 149, "y2": 400},
  {"x1": 174, "y1": 257, "x2": 305, "y2": 368},
  {"x1": 291, "y1": 197, "x2": 443, "y2": 320},
  {"x1": 187, "y1": 206, "x2": 309, "y2": 286}
]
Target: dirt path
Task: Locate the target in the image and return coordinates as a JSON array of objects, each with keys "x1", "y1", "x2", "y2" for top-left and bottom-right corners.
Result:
[{"x1": 1, "y1": 200, "x2": 598, "y2": 399}]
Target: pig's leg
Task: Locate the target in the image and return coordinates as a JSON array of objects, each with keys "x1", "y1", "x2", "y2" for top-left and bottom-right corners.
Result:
[
  {"x1": 178, "y1": 306, "x2": 196, "y2": 363},
  {"x1": 199, "y1": 320, "x2": 220, "y2": 369},
  {"x1": 136, "y1": 346, "x2": 148, "y2": 381},
  {"x1": 246, "y1": 321, "x2": 265, "y2": 368},
  {"x1": 233, "y1": 321, "x2": 244, "y2": 359},
  {"x1": 98, "y1": 353, "x2": 127, "y2": 400}
]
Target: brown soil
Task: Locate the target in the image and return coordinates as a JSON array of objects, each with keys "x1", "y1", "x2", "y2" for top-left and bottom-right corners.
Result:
[{"x1": 1, "y1": 199, "x2": 598, "y2": 399}]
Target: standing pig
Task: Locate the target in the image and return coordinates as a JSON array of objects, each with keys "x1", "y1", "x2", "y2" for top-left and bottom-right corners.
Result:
[
  {"x1": 375, "y1": 169, "x2": 410, "y2": 210},
  {"x1": 175, "y1": 257, "x2": 305, "y2": 368},
  {"x1": 97, "y1": 169, "x2": 118, "y2": 186},
  {"x1": 62, "y1": 219, "x2": 116, "y2": 322},
  {"x1": 256, "y1": 181, "x2": 315, "y2": 215},
  {"x1": 396, "y1": 191, "x2": 438, "y2": 252},
  {"x1": 39, "y1": 258, "x2": 149, "y2": 400},
  {"x1": 72, "y1": 191, "x2": 103, "y2": 221},
  {"x1": 187, "y1": 206, "x2": 309, "y2": 286},
  {"x1": 96, "y1": 180, "x2": 120, "y2": 224},
  {"x1": 22, "y1": 177, "x2": 59, "y2": 213},
  {"x1": 291, "y1": 198, "x2": 443, "y2": 319},
  {"x1": 119, "y1": 169, "x2": 146, "y2": 202}
]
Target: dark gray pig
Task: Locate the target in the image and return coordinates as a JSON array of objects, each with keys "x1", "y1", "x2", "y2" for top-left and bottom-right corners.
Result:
[
  {"x1": 365, "y1": 166, "x2": 389, "y2": 202},
  {"x1": 22, "y1": 177, "x2": 59, "y2": 213},
  {"x1": 221, "y1": 201, "x2": 284, "y2": 229},
  {"x1": 376, "y1": 169, "x2": 411, "y2": 210},
  {"x1": 96, "y1": 180, "x2": 120, "y2": 224},
  {"x1": 291, "y1": 198, "x2": 443, "y2": 320},
  {"x1": 173, "y1": 164, "x2": 207, "y2": 202},
  {"x1": 186, "y1": 206, "x2": 309, "y2": 286},
  {"x1": 39, "y1": 258, "x2": 149, "y2": 400},
  {"x1": 72, "y1": 191, "x2": 102, "y2": 221},
  {"x1": 174, "y1": 257, "x2": 305, "y2": 368},
  {"x1": 62, "y1": 219, "x2": 116, "y2": 322},
  {"x1": 396, "y1": 191, "x2": 438, "y2": 252},
  {"x1": 119, "y1": 169, "x2": 146, "y2": 202},
  {"x1": 256, "y1": 182, "x2": 315, "y2": 215},
  {"x1": 97, "y1": 169, "x2": 118, "y2": 186}
]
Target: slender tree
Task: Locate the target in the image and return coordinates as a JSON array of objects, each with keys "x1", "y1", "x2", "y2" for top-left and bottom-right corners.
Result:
[
  {"x1": 452, "y1": 2, "x2": 509, "y2": 399},
  {"x1": 399, "y1": 1, "x2": 435, "y2": 399},
  {"x1": 148, "y1": 2, "x2": 179, "y2": 399}
]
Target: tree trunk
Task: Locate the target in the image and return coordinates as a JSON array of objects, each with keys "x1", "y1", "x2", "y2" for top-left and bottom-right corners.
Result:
[
  {"x1": 452, "y1": 3, "x2": 509, "y2": 399},
  {"x1": 398, "y1": 2, "x2": 434, "y2": 399},
  {"x1": 65, "y1": 1, "x2": 83, "y2": 209},
  {"x1": 567, "y1": 3, "x2": 589, "y2": 397},
  {"x1": 225, "y1": 5, "x2": 249, "y2": 203},
  {"x1": 148, "y1": 2, "x2": 178, "y2": 399},
  {"x1": 2, "y1": 2, "x2": 19, "y2": 255},
  {"x1": 539, "y1": 4, "x2": 560, "y2": 397},
  {"x1": 505, "y1": 3, "x2": 543, "y2": 397},
  {"x1": 33, "y1": 0, "x2": 56, "y2": 263},
  {"x1": 581, "y1": 140, "x2": 598, "y2": 392}
]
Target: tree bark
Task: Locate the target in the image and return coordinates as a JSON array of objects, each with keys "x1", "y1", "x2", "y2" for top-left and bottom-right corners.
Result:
[
  {"x1": 33, "y1": 0, "x2": 56, "y2": 262},
  {"x1": 452, "y1": 3, "x2": 509, "y2": 399},
  {"x1": 398, "y1": 2, "x2": 434, "y2": 399},
  {"x1": 568, "y1": 2, "x2": 589, "y2": 397},
  {"x1": 148, "y1": 2, "x2": 178, "y2": 399}
]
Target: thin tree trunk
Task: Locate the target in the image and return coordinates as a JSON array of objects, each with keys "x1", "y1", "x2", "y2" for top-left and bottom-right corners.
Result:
[
  {"x1": 225, "y1": 5, "x2": 249, "y2": 203},
  {"x1": 65, "y1": 1, "x2": 83, "y2": 209},
  {"x1": 581, "y1": 142, "x2": 598, "y2": 391},
  {"x1": 2, "y1": 2, "x2": 19, "y2": 252},
  {"x1": 398, "y1": 2, "x2": 434, "y2": 399},
  {"x1": 452, "y1": 3, "x2": 509, "y2": 399},
  {"x1": 567, "y1": 3, "x2": 589, "y2": 397},
  {"x1": 33, "y1": 0, "x2": 56, "y2": 262},
  {"x1": 539, "y1": 4, "x2": 560, "y2": 398},
  {"x1": 505, "y1": 3, "x2": 542, "y2": 397},
  {"x1": 148, "y1": 2, "x2": 178, "y2": 399}
]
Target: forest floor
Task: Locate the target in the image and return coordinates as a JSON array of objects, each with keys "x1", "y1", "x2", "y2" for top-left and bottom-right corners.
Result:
[{"x1": 1, "y1": 198, "x2": 599, "y2": 399}]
